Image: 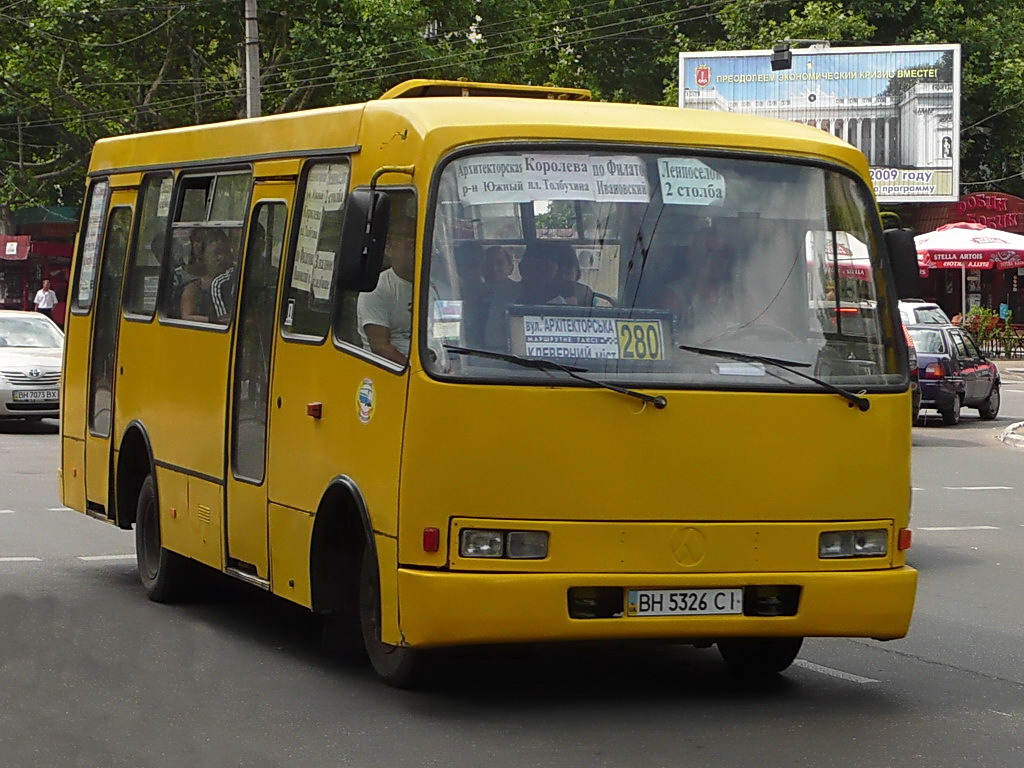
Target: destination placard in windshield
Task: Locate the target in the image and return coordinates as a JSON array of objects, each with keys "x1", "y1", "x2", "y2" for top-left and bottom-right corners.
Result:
[{"x1": 508, "y1": 306, "x2": 671, "y2": 361}]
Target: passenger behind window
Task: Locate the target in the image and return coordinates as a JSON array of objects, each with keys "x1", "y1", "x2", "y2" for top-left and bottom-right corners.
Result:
[
  {"x1": 554, "y1": 248, "x2": 596, "y2": 307},
  {"x1": 457, "y1": 243, "x2": 521, "y2": 347},
  {"x1": 180, "y1": 229, "x2": 234, "y2": 323},
  {"x1": 357, "y1": 217, "x2": 415, "y2": 364},
  {"x1": 482, "y1": 240, "x2": 576, "y2": 349},
  {"x1": 210, "y1": 237, "x2": 240, "y2": 323},
  {"x1": 484, "y1": 245, "x2": 516, "y2": 292}
]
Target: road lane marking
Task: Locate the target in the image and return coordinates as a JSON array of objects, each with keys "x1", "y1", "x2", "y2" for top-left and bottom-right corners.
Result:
[
  {"x1": 0, "y1": 509, "x2": 15, "y2": 514},
  {"x1": 0, "y1": 557, "x2": 42, "y2": 562},
  {"x1": 793, "y1": 660, "x2": 879, "y2": 684},
  {"x1": 941, "y1": 486, "x2": 1013, "y2": 491},
  {"x1": 77, "y1": 554, "x2": 135, "y2": 561},
  {"x1": 47, "y1": 507, "x2": 73, "y2": 511},
  {"x1": 918, "y1": 525, "x2": 1000, "y2": 531}
]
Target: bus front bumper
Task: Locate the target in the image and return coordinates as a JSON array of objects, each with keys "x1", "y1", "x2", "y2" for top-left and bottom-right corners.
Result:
[{"x1": 395, "y1": 566, "x2": 917, "y2": 648}]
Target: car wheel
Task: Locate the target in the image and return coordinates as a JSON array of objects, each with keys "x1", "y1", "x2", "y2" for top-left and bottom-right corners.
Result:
[
  {"x1": 978, "y1": 384, "x2": 1000, "y2": 420},
  {"x1": 940, "y1": 395, "x2": 962, "y2": 426},
  {"x1": 135, "y1": 474, "x2": 192, "y2": 602},
  {"x1": 359, "y1": 546, "x2": 426, "y2": 688},
  {"x1": 717, "y1": 637, "x2": 803, "y2": 676}
]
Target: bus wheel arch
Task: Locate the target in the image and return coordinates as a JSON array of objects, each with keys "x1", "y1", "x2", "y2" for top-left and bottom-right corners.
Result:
[
  {"x1": 358, "y1": 543, "x2": 425, "y2": 687},
  {"x1": 115, "y1": 422, "x2": 192, "y2": 601},
  {"x1": 115, "y1": 422, "x2": 155, "y2": 530},
  {"x1": 309, "y1": 478, "x2": 372, "y2": 653}
]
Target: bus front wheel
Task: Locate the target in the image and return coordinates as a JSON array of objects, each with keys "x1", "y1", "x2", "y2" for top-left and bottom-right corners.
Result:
[
  {"x1": 135, "y1": 474, "x2": 191, "y2": 602},
  {"x1": 359, "y1": 548, "x2": 425, "y2": 687},
  {"x1": 717, "y1": 637, "x2": 803, "y2": 676}
]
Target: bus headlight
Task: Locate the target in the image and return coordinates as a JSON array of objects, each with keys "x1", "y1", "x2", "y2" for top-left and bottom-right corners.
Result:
[
  {"x1": 506, "y1": 531, "x2": 548, "y2": 559},
  {"x1": 460, "y1": 529, "x2": 504, "y2": 558},
  {"x1": 459, "y1": 529, "x2": 549, "y2": 559},
  {"x1": 819, "y1": 529, "x2": 888, "y2": 558}
]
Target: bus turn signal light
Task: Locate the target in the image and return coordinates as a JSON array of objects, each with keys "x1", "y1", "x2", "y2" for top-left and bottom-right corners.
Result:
[{"x1": 898, "y1": 528, "x2": 912, "y2": 551}]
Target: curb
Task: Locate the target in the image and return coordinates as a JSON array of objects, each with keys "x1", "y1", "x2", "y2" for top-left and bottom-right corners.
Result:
[{"x1": 997, "y1": 421, "x2": 1024, "y2": 449}]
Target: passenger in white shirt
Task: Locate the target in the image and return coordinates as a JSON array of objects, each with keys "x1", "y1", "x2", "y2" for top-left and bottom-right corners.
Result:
[{"x1": 357, "y1": 221, "x2": 415, "y2": 365}]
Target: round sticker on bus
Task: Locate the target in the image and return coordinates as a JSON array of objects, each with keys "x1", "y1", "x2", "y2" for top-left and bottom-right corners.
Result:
[{"x1": 356, "y1": 378, "x2": 375, "y2": 424}]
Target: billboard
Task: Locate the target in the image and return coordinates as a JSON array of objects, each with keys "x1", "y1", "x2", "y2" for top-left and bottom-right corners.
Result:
[{"x1": 679, "y1": 44, "x2": 961, "y2": 204}]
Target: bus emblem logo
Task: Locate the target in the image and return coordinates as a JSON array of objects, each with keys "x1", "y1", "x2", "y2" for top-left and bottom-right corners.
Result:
[
  {"x1": 695, "y1": 65, "x2": 711, "y2": 88},
  {"x1": 357, "y1": 378, "x2": 375, "y2": 424},
  {"x1": 670, "y1": 527, "x2": 706, "y2": 567}
]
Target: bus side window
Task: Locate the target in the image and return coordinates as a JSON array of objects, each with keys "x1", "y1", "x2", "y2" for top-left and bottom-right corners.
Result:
[
  {"x1": 124, "y1": 173, "x2": 172, "y2": 318},
  {"x1": 72, "y1": 178, "x2": 111, "y2": 313},
  {"x1": 282, "y1": 159, "x2": 351, "y2": 340},
  {"x1": 160, "y1": 170, "x2": 250, "y2": 325},
  {"x1": 351, "y1": 190, "x2": 416, "y2": 363}
]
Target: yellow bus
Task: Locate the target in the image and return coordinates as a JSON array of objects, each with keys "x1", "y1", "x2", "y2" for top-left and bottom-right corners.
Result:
[{"x1": 61, "y1": 79, "x2": 920, "y2": 686}]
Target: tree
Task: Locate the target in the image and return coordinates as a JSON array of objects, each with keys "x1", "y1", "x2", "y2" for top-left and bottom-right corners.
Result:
[{"x1": 3, "y1": 0, "x2": 1024, "y2": 219}]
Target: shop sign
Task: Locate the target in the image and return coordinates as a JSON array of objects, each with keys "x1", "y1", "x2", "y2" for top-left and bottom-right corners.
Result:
[
  {"x1": 955, "y1": 192, "x2": 1024, "y2": 230},
  {"x1": 0, "y1": 235, "x2": 30, "y2": 261}
]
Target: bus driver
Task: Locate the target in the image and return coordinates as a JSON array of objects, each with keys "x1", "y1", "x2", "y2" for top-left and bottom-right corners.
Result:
[{"x1": 357, "y1": 218, "x2": 416, "y2": 365}]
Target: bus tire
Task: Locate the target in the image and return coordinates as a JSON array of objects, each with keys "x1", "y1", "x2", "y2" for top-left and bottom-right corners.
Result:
[
  {"x1": 717, "y1": 637, "x2": 803, "y2": 676},
  {"x1": 359, "y1": 546, "x2": 425, "y2": 688},
  {"x1": 135, "y1": 474, "x2": 190, "y2": 603}
]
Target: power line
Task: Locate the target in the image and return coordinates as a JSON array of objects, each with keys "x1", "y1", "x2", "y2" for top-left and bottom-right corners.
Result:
[
  {"x1": 0, "y1": 0, "x2": 775, "y2": 132},
  {"x1": 0, "y1": 4, "x2": 711, "y2": 129}
]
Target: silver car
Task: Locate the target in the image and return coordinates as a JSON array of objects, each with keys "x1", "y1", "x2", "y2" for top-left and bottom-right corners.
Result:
[{"x1": 0, "y1": 310, "x2": 63, "y2": 420}]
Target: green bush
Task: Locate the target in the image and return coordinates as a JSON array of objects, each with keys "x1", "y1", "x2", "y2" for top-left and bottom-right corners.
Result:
[{"x1": 963, "y1": 306, "x2": 1016, "y2": 357}]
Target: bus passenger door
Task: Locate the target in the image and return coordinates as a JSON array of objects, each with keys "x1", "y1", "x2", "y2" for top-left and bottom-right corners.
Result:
[
  {"x1": 84, "y1": 200, "x2": 133, "y2": 514},
  {"x1": 225, "y1": 190, "x2": 292, "y2": 580}
]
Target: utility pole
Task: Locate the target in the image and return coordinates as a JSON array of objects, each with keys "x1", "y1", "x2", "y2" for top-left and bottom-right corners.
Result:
[{"x1": 244, "y1": 0, "x2": 261, "y2": 117}]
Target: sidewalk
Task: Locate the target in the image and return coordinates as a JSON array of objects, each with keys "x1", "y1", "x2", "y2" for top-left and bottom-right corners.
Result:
[
  {"x1": 994, "y1": 360, "x2": 1024, "y2": 382},
  {"x1": 992, "y1": 360, "x2": 1024, "y2": 448}
]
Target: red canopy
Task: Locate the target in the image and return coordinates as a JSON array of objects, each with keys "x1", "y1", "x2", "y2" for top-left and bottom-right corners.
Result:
[{"x1": 915, "y1": 221, "x2": 1024, "y2": 274}]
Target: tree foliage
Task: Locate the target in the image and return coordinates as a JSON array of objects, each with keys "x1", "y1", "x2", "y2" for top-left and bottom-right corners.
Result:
[{"x1": 2, "y1": 0, "x2": 1024, "y2": 223}]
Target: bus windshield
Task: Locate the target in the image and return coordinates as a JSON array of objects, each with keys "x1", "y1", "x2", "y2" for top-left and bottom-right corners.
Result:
[{"x1": 424, "y1": 148, "x2": 902, "y2": 391}]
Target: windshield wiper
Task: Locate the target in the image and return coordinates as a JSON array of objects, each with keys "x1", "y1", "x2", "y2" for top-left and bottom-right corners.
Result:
[
  {"x1": 678, "y1": 343, "x2": 870, "y2": 412},
  {"x1": 444, "y1": 345, "x2": 667, "y2": 410}
]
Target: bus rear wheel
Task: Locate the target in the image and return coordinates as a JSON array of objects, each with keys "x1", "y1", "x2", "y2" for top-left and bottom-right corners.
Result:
[
  {"x1": 717, "y1": 637, "x2": 803, "y2": 676},
  {"x1": 359, "y1": 547, "x2": 425, "y2": 688},
  {"x1": 135, "y1": 474, "x2": 191, "y2": 602}
]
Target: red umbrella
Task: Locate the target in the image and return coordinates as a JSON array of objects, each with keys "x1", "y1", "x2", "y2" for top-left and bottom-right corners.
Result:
[
  {"x1": 916, "y1": 222, "x2": 1024, "y2": 272},
  {"x1": 914, "y1": 222, "x2": 1024, "y2": 316}
]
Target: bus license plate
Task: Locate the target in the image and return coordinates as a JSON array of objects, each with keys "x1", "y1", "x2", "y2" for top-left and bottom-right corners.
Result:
[
  {"x1": 627, "y1": 588, "x2": 743, "y2": 616},
  {"x1": 12, "y1": 390, "x2": 58, "y2": 402}
]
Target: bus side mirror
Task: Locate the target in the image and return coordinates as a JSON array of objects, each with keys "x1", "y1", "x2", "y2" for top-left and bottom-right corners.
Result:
[
  {"x1": 884, "y1": 228, "x2": 921, "y2": 299},
  {"x1": 338, "y1": 188, "x2": 391, "y2": 292}
]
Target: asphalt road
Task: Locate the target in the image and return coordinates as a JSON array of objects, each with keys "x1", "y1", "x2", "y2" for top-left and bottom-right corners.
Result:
[{"x1": 1, "y1": 404, "x2": 1022, "y2": 768}]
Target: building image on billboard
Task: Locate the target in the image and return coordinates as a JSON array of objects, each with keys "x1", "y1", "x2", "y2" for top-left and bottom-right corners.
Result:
[{"x1": 679, "y1": 44, "x2": 961, "y2": 204}]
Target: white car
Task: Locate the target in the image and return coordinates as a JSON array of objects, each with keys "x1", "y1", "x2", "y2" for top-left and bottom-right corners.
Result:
[
  {"x1": 0, "y1": 310, "x2": 63, "y2": 420},
  {"x1": 898, "y1": 299, "x2": 951, "y2": 325}
]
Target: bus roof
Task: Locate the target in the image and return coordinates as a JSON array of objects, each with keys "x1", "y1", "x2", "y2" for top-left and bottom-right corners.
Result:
[{"x1": 87, "y1": 81, "x2": 868, "y2": 177}]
